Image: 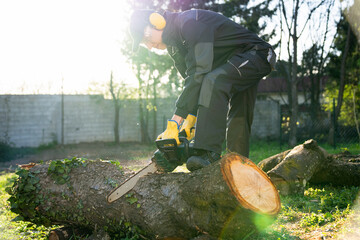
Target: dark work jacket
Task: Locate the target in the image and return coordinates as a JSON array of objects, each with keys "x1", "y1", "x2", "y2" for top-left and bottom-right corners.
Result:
[{"x1": 161, "y1": 10, "x2": 272, "y2": 118}]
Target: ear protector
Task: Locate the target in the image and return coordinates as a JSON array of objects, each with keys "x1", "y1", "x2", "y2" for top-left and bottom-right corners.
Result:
[{"x1": 149, "y1": 12, "x2": 166, "y2": 30}]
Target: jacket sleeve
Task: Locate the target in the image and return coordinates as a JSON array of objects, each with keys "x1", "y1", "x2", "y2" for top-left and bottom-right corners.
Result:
[
  {"x1": 168, "y1": 46, "x2": 187, "y2": 79},
  {"x1": 174, "y1": 19, "x2": 214, "y2": 118}
]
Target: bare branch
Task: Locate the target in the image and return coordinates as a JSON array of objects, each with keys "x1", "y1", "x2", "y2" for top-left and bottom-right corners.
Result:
[
  {"x1": 298, "y1": 0, "x2": 327, "y2": 37},
  {"x1": 278, "y1": 0, "x2": 283, "y2": 60},
  {"x1": 280, "y1": 0, "x2": 292, "y2": 33},
  {"x1": 109, "y1": 72, "x2": 117, "y2": 102},
  {"x1": 318, "y1": 0, "x2": 335, "y2": 74}
]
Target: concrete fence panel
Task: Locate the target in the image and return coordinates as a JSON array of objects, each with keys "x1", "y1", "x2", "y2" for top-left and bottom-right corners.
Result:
[{"x1": 0, "y1": 95, "x2": 279, "y2": 147}]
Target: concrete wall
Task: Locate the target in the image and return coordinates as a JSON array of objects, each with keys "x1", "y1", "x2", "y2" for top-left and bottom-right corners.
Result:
[
  {"x1": 0, "y1": 95, "x2": 62, "y2": 147},
  {"x1": 252, "y1": 100, "x2": 280, "y2": 139},
  {"x1": 0, "y1": 95, "x2": 279, "y2": 147}
]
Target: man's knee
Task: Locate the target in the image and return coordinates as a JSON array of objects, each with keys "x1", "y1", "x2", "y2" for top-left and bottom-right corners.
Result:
[{"x1": 198, "y1": 68, "x2": 230, "y2": 108}]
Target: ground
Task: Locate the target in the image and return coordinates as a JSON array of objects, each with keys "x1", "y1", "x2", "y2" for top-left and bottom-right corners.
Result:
[
  {"x1": 1, "y1": 141, "x2": 360, "y2": 239},
  {"x1": 0, "y1": 142, "x2": 156, "y2": 172}
]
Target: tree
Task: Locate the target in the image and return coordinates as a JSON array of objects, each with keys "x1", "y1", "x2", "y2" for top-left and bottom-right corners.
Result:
[
  {"x1": 278, "y1": 0, "x2": 331, "y2": 146},
  {"x1": 109, "y1": 72, "x2": 130, "y2": 144},
  {"x1": 121, "y1": 37, "x2": 178, "y2": 143},
  {"x1": 88, "y1": 73, "x2": 133, "y2": 144},
  {"x1": 299, "y1": 0, "x2": 335, "y2": 130},
  {"x1": 324, "y1": 10, "x2": 360, "y2": 143}
]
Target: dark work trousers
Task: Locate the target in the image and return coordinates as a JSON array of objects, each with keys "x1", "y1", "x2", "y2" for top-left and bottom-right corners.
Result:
[{"x1": 193, "y1": 49, "x2": 272, "y2": 157}]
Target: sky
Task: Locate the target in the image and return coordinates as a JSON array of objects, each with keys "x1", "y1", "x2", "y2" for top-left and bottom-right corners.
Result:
[{"x1": 0, "y1": 0, "x2": 136, "y2": 94}]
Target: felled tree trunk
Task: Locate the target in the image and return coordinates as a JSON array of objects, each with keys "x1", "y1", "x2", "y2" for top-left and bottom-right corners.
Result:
[
  {"x1": 257, "y1": 139, "x2": 360, "y2": 195},
  {"x1": 9, "y1": 153, "x2": 280, "y2": 240},
  {"x1": 257, "y1": 149, "x2": 291, "y2": 172},
  {"x1": 310, "y1": 153, "x2": 360, "y2": 186},
  {"x1": 259, "y1": 140, "x2": 327, "y2": 195}
]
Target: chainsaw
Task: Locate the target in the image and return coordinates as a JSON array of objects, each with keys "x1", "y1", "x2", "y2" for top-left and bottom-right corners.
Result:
[{"x1": 107, "y1": 136, "x2": 196, "y2": 203}]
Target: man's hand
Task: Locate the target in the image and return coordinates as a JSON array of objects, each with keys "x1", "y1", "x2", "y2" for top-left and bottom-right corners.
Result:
[
  {"x1": 156, "y1": 120, "x2": 180, "y2": 145},
  {"x1": 179, "y1": 114, "x2": 196, "y2": 140}
]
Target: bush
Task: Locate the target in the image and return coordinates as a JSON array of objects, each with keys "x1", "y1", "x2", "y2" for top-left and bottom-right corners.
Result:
[
  {"x1": 0, "y1": 142, "x2": 36, "y2": 163},
  {"x1": 0, "y1": 142, "x2": 14, "y2": 162}
]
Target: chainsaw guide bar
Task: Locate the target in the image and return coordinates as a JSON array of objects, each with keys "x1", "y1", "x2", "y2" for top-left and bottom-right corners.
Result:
[{"x1": 107, "y1": 161, "x2": 157, "y2": 203}]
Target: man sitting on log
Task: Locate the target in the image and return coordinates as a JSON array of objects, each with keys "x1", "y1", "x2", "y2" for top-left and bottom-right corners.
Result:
[{"x1": 129, "y1": 9, "x2": 276, "y2": 171}]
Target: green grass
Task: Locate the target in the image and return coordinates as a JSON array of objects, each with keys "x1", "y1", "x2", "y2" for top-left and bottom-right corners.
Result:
[
  {"x1": 320, "y1": 142, "x2": 360, "y2": 155},
  {"x1": 249, "y1": 140, "x2": 286, "y2": 164},
  {"x1": 247, "y1": 140, "x2": 360, "y2": 239},
  {"x1": 253, "y1": 185, "x2": 360, "y2": 239},
  {"x1": 0, "y1": 172, "x2": 56, "y2": 239}
]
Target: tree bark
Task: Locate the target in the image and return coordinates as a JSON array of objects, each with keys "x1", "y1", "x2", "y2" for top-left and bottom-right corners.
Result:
[
  {"x1": 310, "y1": 153, "x2": 360, "y2": 186},
  {"x1": 10, "y1": 153, "x2": 280, "y2": 240},
  {"x1": 114, "y1": 105, "x2": 120, "y2": 144},
  {"x1": 258, "y1": 139, "x2": 360, "y2": 195},
  {"x1": 288, "y1": 0, "x2": 300, "y2": 147},
  {"x1": 336, "y1": 26, "x2": 351, "y2": 123},
  {"x1": 153, "y1": 76, "x2": 159, "y2": 140},
  {"x1": 258, "y1": 139, "x2": 328, "y2": 195},
  {"x1": 328, "y1": 25, "x2": 351, "y2": 145},
  {"x1": 109, "y1": 71, "x2": 120, "y2": 144},
  {"x1": 268, "y1": 140, "x2": 326, "y2": 195},
  {"x1": 257, "y1": 149, "x2": 291, "y2": 172}
]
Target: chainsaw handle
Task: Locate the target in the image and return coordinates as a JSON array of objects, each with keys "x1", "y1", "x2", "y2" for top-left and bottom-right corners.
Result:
[
  {"x1": 155, "y1": 137, "x2": 189, "y2": 163},
  {"x1": 155, "y1": 137, "x2": 188, "y2": 149},
  {"x1": 155, "y1": 138, "x2": 177, "y2": 150}
]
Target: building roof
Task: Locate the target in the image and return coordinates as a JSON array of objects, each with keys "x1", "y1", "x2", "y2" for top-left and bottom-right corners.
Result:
[{"x1": 257, "y1": 76, "x2": 328, "y2": 93}]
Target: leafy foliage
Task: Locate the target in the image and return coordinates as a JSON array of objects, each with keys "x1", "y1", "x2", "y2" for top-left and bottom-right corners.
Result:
[
  {"x1": 324, "y1": 84, "x2": 360, "y2": 126},
  {"x1": 1, "y1": 173, "x2": 54, "y2": 239},
  {"x1": 5, "y1": 168, "x2": 50, "y2": 226},
  {"x1": 48, "y1": 157, "x2": 88, "y2": 185},
  {"x1": 249, "y1": 185, "x2": 359, "y2": 239},
  {"x1": 304, "y1": 186, "x2": 358, "y2": 212},
  {"x1": 324, "y1": 13, "x2": 360, "y2": 130}
]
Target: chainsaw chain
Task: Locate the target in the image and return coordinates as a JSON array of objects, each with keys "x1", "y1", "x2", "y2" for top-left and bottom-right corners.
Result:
[{"x1": 152, "y1": 150, "x2": 179, "y2": 173}]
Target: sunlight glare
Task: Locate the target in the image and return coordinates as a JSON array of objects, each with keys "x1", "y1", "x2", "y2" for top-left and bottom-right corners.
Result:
[{"x1": 0, "y1": 0, "x2": 137, "y2": 94}]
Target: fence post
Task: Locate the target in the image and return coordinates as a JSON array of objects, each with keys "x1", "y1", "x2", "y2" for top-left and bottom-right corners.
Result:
[
  {"x1": 279, "y1": 110, "x2": 282, "y2": 150},
  {"x1": 163, "y1": 115, "x2": 166, "y2": 132},
  {"x1": 61, "y1": 88, "x2": 64, "y2": 145},
  {"x1": 333, "y1": 98, "x2": 336, "y2": 150}
]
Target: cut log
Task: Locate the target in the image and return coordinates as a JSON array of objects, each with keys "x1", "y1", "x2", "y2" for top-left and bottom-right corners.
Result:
[
  {"x1": 257, "y1": 149, "x2": 291, "y2": 172},
  {"x1": 257, "y1": 139, "x2": 360, "y2": 195},
  {"x1": 7, "y1": 153, "x2": 280, "y2": 240},
  {"x1": 263, "y1": 140, "x2": 327, "y2": 195},
  {"x1": 221, "y1": 154, "x2": 280, "y2": 215},
  {"x1": 310, "y1": 153, "x2": 360, "y2": 186}
]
